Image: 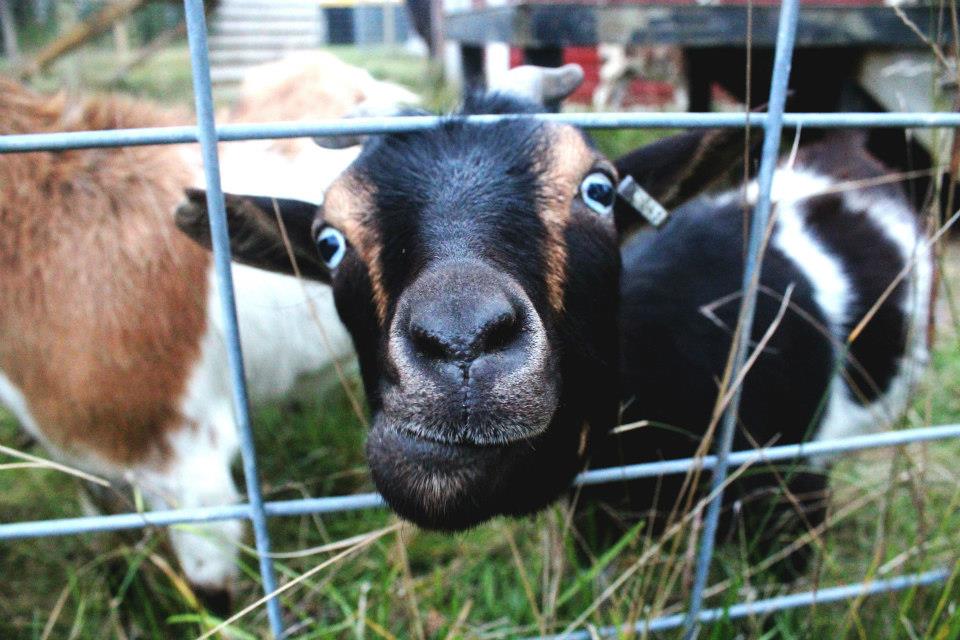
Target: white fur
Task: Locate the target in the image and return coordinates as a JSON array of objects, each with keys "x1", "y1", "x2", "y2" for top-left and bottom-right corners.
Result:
[
  {"x1": 758, "y1": 167, "x2": 931, "y2": 446},
  {"x1": 217, "y1": 141, "x2": 361, "y2": 205},
  {"x1": 769, "y1": 169, "x2": 851, "y2": 331},
  {"x1": 134, "y1": 142, "x2": 357, "y2": 589},
  {"x1": 0, "y1": 370, "x2": 45, "y2": 445}
]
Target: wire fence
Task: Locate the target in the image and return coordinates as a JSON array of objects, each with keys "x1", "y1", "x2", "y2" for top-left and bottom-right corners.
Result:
[{"x1": 0, "y1": 0, "x2": 957, "y2": 637}]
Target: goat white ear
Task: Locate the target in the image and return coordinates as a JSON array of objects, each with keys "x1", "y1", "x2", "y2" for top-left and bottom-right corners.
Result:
[
  {"x1": 491, "y1": 63, "x2": 585, "y2": 104},
  {"x1": 314, "y1": 101, "x2": 410, "y2": 149}
]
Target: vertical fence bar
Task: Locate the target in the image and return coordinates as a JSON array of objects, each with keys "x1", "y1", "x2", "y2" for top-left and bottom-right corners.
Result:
[
  {"x1": 182, "y1": 0, "x2": 285, "y2": 637},
  {"x1": 682, "y1": 0, "x2": 802, "y2": 636}
]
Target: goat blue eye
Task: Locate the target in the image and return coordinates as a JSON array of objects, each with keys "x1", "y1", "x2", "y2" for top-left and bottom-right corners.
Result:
[
  {"x1": 316, "y1": 227, "x2": 347, "y2": 270},
  {"x1": 580, "y1": 173, "x2": 615, "y2": 216}
]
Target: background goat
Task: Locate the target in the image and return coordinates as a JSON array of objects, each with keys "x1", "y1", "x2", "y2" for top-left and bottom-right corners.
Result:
[
  {"x1": 0, "y1": 53, "x2": 414, "y2": 600},
  {"x1": 178, "y1": 67, "x2": 933, "y2": 573}
]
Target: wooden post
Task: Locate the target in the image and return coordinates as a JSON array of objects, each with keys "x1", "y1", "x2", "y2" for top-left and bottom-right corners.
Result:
[
  {"x1": 113, "y1": 17, "x2": 131, "y2": 61},
  {"x1": 0, "y1": 0, "x2": 19, "y2": 61},
  {"x1": 429, "y1": 0, "x2": 443, "y2": 61},
  {"x1": 383, "y1": 1, "x2": 396, "y2": 46}
]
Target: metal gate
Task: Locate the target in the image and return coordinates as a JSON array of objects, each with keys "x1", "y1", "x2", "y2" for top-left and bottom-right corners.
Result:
[{"x1": 1, "y1": 0, "x2": 959, "y2": 637}]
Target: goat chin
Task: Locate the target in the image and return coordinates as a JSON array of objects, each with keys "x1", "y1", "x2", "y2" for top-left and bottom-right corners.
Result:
[{"x1": 366, "y1": 408, "x2": 586, "y2": 531}]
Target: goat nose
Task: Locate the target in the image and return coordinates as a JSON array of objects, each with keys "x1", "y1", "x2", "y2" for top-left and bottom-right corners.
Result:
[{"x1": 407, "y1": 290, "x2": 522, "y2": 364}]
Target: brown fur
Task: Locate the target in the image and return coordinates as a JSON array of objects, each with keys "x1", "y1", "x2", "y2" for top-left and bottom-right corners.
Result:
[
  {"x1": 537, "y1": 125, "x2": 602, "y2": 312},
  {"x1": 323, "y1": 172, "x2": 389, "y2": 323},
  {"x1": 0, "y1": 78, "x2": 210, "y2": 467}
]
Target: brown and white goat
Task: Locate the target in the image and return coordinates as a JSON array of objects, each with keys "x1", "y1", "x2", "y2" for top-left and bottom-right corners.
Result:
[
  {"x1": 177, "y1": 68, "x2": 932, "y2": 571},
  {"x1": 0, "y1": 55, "x2": 415, "y2": 595}
]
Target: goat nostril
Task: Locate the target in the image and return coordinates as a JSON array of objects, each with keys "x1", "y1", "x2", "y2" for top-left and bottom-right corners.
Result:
[
  {"x1": 409, "y1": 324, "x2": 454, "y2": 361},
  {"x1": 478, "y1": 311, "x2": 521, "y2": 354}
]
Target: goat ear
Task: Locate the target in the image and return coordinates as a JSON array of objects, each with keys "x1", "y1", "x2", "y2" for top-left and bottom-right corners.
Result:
[
  {"x1": 613, "y1": 129, "x2": 761, "y2": 237},
  {"x1": 175, "y1": 188, "x2": 331, "y2": 282}
]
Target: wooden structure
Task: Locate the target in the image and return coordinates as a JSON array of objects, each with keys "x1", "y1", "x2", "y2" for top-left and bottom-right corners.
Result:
[{"x1": 443, "y1": 0, "x2": 951, "y2": 110}]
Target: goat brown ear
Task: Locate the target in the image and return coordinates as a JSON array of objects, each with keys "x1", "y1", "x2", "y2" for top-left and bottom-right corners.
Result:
[
  {"x1": 175, "y1": 188, "x2": 331, "y2": 282},
  {"x1": 613, "y1": 128, "x2": 761, "y2": 238}
]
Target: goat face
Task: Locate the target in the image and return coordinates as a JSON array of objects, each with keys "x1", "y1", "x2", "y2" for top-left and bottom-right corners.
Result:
[
  {"x1": 345, "y1": 98, "x2": 622, "y2": 529},
  {"x1": 176, "y1": 90, "x2": 745, "y2": 530},
  {"x1": 177, "y1": 93, "x2": 622, "y2": 529}
]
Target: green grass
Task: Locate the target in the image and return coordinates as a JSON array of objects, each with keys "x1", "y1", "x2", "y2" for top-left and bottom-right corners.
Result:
[
  {"x1": 4, "y1": 332, "x2": 960, "y2": 639},
  {"x1": 4, "y1": 43, "x2": 960, "y2": 639}
]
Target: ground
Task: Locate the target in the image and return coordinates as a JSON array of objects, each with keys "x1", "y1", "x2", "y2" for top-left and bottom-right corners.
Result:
[{"x1": 2, "y1": 42, "x2": 960, "y2": 639}]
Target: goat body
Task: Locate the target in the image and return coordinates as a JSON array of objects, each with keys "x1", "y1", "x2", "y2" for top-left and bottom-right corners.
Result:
[
  {"x1": 0, "y1": 53, "x2": 419, "y2": 592},
  {"x1": 587, "y1": 135, "x2": 931, "y2": 561}
]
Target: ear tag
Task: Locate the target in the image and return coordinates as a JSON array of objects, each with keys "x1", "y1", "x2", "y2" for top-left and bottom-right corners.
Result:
[{"x1": 617, "y1": 176, "x2": 671, "y2": 228}]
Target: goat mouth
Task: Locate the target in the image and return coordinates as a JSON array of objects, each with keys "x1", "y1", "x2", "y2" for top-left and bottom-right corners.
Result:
[
  {"x1": 366, "y1": 411, "x2": 581, "y2": 531},
  {"x1": 377, "y1": 373, "x2": 561, "y2": 448}
]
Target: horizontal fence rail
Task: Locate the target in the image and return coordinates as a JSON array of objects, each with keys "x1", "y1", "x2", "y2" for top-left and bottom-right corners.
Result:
[
  {"x1": 0, "y1": 0, "x2": 957, "y2": 636},
  {"x1": 3, "y1": 112, "x2": 960, "y2": 154},
  {"x1": 535, "y1": 568, "x2": 953, "y2": 640},
  {"x1": 2, "y1": 423, "x2": 959, "y2": 540}
]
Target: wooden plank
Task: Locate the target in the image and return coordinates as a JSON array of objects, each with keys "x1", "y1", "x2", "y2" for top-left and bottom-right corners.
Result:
[
  {"x1": 208, "y1": 34, "x2": 319, "y2": 48},
  {"x1": 445, "y1": 4, "x2": 951, "y2": 48},
  {"x1": 212, "y1": 20, "x2": 318, "y2": 35}
]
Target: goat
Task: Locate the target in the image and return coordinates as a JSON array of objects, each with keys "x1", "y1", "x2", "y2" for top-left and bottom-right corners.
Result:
[
  {"x1": 177, "y1": 66, "x2": 933, "y2": 571},
  {"x1": 0, "y1": 54, "x2": 414, "y2": 598}
]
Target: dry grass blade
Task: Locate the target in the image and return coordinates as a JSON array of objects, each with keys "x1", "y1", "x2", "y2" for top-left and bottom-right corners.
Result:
[
  {"x1": 0, "y1": 462, "x2": 54, "y2": 471},
  {"x1": 444, "y1": 599, "x2": 474, "y2": 640},
  {"x1": 892, "y1": 5, "x2": 953, "y2": 70},
  {"x1": 364, "y1": 616, "x2": 400, "y2": 640},
  {"x1": 610, "y1": 420, "x2": 650, "y2": 435},
  {"x1": 504, "y1": 526, "x2": 546, "y2": 636},
  {"x1": 271, "y1": 198, "x2": 368, "y2": 427},
  {"x1": 848, "y1": 207, "x2": 960, "y2": 343},
  {"x1": 706, "y1": 284, "x2": 796, "y2": 425},
  {"x1": 40, "y1": 582, "x2": 71, "y2": 640},
  {"x1": 0, "y1": 443, "x2": 110, "y2": 486},
  {"x1": 147, "y1": 553, "x2": 201, "y2": 611},
  {"x1": 196, "y1": 523, "x2": 400, "y2": 640},
  {"x1": 249, "y1": 529, "x2": 393, "y2": 560},
  {"x1": 394, "y1": 529, "x2": 427, "y2": 640}
]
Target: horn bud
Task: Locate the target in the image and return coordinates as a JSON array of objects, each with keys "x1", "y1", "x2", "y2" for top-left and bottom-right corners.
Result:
[{"x1": 491, "y1": 63, "x2": 585, "y2": 104}]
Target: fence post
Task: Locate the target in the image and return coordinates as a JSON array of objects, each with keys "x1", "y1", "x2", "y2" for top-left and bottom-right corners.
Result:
[
  {"x1": 0, "y1": 0, "x2": 19, "y2": 61},
  {"x1": 182, "y1": 0, "x2": 285, "y2": 637},
  {"x1": 682, "y1": 0, "x2": 802, "y2": 636}
]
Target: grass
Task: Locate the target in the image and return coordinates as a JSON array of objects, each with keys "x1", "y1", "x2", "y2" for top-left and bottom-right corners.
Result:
[{"x1": 3, "y1": 43, "x2": 960, "y2": 639}]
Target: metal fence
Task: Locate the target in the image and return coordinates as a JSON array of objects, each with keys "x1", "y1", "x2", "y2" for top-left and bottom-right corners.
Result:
[{"x1": 0, "y1": 0, "x2": 958, "y2": 637}]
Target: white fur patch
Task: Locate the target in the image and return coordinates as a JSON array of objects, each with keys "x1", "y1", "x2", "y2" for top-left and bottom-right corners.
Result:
[
  {"x1": 0, "y1": 370, "x2": 44, "y2": 444},
  {"x1": 755, "y1": 167, "x2": 932, "y2": 447},
  {"x1": 133, "y1": 398, "x2": 242, "y2": 590},
  {"x1": 147, "y1": 262, "x2": 354, "y2": 589},
  {"x1": 769, "y1": 169, "x2": 851, "y2": 333},
  {"x1": 216, "y1": 141, "x2": 362, "y2": 205}
]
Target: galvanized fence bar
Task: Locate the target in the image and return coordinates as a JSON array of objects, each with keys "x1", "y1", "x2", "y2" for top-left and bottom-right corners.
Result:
[
  {"x1": 683, "y1": 0, "x2": 801, "y2": 635},
  {"x1": 4, "y1": 422, "x2": 959, "y2": 537},
  {"x1": 0, "y1": 0, "x2": 957, "y2": 635},
  {"x1": 536, "y1": 567, "x2": 952, "y2": 640},
  {"x1": 5, "y1": 112, "x2": 960, "y2": 154},
  {"x1": 182, "y1": 0, "x2": 283, "y2": 636}
]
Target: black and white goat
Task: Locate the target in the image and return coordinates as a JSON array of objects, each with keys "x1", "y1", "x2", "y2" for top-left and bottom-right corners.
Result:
[{"x1": 177, "y1": 66, "x2": 933, "y2": 565}]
